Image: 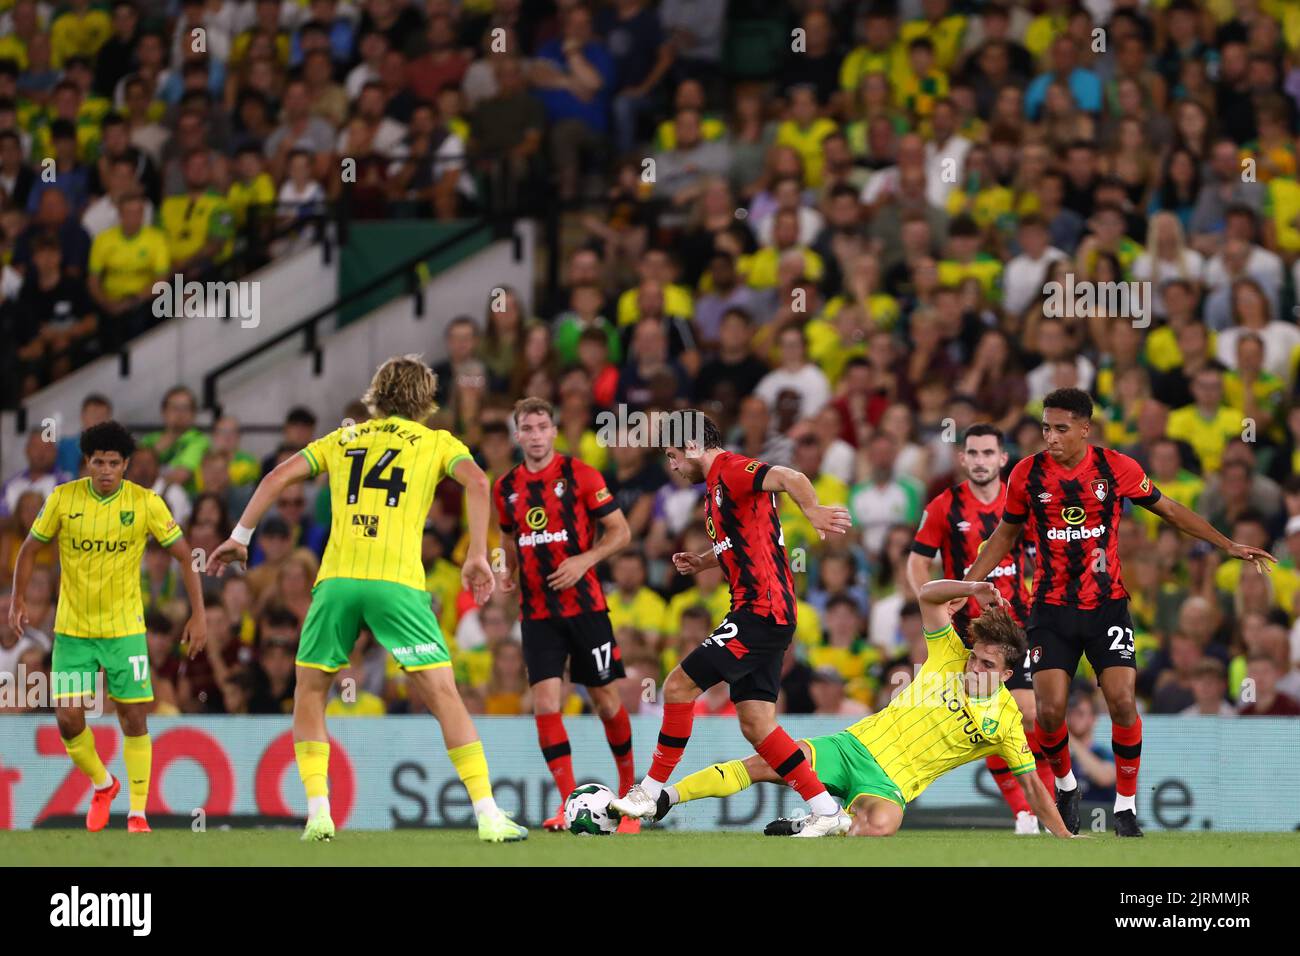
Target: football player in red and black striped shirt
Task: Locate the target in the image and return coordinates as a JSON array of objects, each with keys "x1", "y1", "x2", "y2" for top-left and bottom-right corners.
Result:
[
  {"x1": 611, "y1": 411, "x2": 859, "y2": 838},
  {"x1": 966, "y1": 389, "x2": 1275, "y2": 837},
  {"x1": 907, "y1": 423, "x2": 1057, "y2": 833},
  {"x1": 494, "y1": 398, "x2": 634, "y2": 831}
]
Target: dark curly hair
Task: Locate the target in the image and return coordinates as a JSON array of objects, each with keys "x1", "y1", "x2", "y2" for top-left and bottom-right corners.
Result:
[{"x1": 79, "y1": 420, "x2": 136, "y2": 461}]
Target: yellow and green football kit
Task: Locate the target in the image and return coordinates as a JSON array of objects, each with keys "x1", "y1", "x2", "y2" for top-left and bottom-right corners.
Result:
[
  {"x1": 31, "y1": 478, "x2": 183, "y2": 701},
  {"x1": 819, "y1": 622, "x2": 1034, "y2": 810},
  {"x1": 295, "y1": 416, "x2": 473, "y2": 673},
  {"x1": 673, "y1": 622, "x2": 1033, "y2": 816}
]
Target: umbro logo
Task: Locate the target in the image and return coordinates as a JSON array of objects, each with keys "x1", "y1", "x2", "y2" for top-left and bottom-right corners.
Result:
[{"x1": 1037, "y1": 493, "x2": 1053, "y2": 502}]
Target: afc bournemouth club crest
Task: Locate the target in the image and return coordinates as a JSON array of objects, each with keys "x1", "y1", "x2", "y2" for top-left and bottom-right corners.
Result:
[
  {"x1": 1031, "y1": 646, "x2": 1043, "y2": 664},
  {"x1": 553, "y1": 479, "x2": 566, "y2": 498},
  {"x1": 1091, "y1": 479, "x2": 1108, "y2": 502}
]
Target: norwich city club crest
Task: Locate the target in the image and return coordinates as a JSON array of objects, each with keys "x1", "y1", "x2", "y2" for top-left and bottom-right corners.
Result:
[
  {"x1": 981, "y1": 717, "x2": 999, "y2": 736},
  {"x1": 120, "y1": 511, "x2": 135, "y2": 526}
]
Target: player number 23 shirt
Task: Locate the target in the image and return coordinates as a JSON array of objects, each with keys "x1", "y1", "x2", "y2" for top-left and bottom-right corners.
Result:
[
  {"x1": 30, "y1": 478, "x2": 182, "y2": 638},
  {"x1": 1002, "y1": 446, "x2": 1162, "y2": 609}
]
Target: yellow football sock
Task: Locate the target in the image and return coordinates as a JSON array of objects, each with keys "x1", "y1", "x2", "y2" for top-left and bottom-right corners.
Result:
[
  {"x1": 448, "y1": 740, "x2": 494, "y2": 805},
  {"x1": 674, "y1": 760, "x2": 752, "y2": 804},
  {"x1": 63, "y1": 727, "x2": 109, "y2": 788},
  {"x1": 294, "y1": 740, "x2": 331, "y2": 799},
  {"x1": 122, "y1": 733, "x2": 152, "y2": 814}
]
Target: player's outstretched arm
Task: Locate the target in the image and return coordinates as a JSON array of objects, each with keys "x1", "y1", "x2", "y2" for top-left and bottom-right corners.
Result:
[
  {"x1": 1147, "y1": 495, "x2": 1277, "y2": 575},
  {"x1": 1020, "y1": 772, "x2": 1079, "y2": 838},
  {"x1": 452, "y1": 456, "x2": 496, "y2": 606},
  {"x1": 760, "y1": 465, "x2": 852, "y2": 539},
  {"x1": 962, "y1": 520, "x2": 1021, "y2": 583},
  {"x1": 207, "y1": 453, "x2": 313, "y2": 576},
  {"x1": 548, "y1": 508, "x2": 630, "y2": 591},
  {"x1": 166, "y1": 535, "x2": 208, "y2": 658}
]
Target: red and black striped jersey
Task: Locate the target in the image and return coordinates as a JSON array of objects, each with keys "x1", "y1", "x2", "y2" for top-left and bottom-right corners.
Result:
[
  {"x1": 494, "y1": 454, "x2": 618, "y2": 620},
  {"x1": 1003, "y1": 446, "x2": 1162, "y2": 609},
  {"x1": 911, "y1": 479, "x2": 1030, "y2": 628},
  {"x1": 704, "y1": 451, "x2": 797, "y2": 625}
]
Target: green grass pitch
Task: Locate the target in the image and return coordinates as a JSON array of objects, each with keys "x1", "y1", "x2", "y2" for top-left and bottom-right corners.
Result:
[{"x1": 4, "y1": 829, "x2": 1298, "y2": 867}]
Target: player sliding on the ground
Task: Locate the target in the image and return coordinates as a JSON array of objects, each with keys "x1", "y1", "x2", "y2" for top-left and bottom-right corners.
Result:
[
  {"x1": 9, "y1": 421, "x2": 207, "y2": 834},
  {"x1": 610, "y1": 412, "x2": 856, "y2": 837},
  {"x1": 907, "y1": 423, "x2": 1056, "y2": 834},
  {"x1": 494, "y1": 397, "x2": 637, "y2": 832},
  {"x1": 963, "y1": 387, "x2": 1276, "y2": 838},
  {"x1": 206, "y1": 354, "x2": 527, "y2": 843},
  {"x1": 656, "y1": 579, "x2": 1077, "y2": 838}
]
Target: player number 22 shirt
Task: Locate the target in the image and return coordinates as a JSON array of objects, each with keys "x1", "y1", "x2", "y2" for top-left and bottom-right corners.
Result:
[
  {"x1": 30, "y1": 478, "x2": 183, "y2": 637},
  {"x1": 1002, "y1": 446, "x2": 1162, "y2": 609},
  {"x1": 704, "y1": 451, "x2": 797, "y2": 624}
]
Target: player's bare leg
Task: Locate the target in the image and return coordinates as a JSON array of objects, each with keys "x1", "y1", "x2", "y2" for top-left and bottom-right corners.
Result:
[
  {"x1": 845, "y1": 795, "x2": 905, "y2": 837},
  {"x1": 1032, "y1": 668, "x2": 1079, "y2": 834},
  {"x1": 586, "y1": 681, "x2": 640, "y2": 831},
  {"x1": 611, "y1": 665, "x2": 701, "y2": 818},
  {"x1": 1098, "y1": 666, "x2": 1144, "y2": 837},
  {"x1": 408, "y1": 666, "x2": 527, "y2": 841},
  {"x1": 116, "y1": 701, "x2": 152, "y2": 833},
  {"x1": 530, "y1": 676, "x2": 574, "y2": 829},
  {"x1": 56, "y1": 698, "x2": 118, "y2": 832},
  {"x1": 292, "y1": 666, "x2": 336, "y2": 841}
]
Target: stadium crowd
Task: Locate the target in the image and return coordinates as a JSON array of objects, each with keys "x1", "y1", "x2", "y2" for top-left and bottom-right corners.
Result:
[{"x1": 5, "y1": 0, "x2": 1300, "y2": 781}]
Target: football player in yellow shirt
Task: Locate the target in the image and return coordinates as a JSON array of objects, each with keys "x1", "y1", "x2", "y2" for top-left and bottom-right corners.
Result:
[
  {"x1": 654, "y1": 579, "x2": 1075, "y2": 837},
  {"x1": 206, "y1": 355, "x2": 527, "y2": 843},
  {"x1": 9, "y1": 421, "x2": 207, "y2": 834}
]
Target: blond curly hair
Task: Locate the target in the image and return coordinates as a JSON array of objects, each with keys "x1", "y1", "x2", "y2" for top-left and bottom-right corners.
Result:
[{"x1": 362, "y1": 354, "x2": 440, "y2": 421}]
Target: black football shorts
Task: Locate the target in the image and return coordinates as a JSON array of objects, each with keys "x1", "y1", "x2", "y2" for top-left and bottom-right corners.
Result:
[{"x1": 679, "y1": 608, "x2": 795, "y2": 704}]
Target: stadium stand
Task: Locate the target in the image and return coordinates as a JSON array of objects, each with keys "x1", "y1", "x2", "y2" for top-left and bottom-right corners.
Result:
[{"x1": 3, "y1": 0, "x2": 1300, "y2": 753}]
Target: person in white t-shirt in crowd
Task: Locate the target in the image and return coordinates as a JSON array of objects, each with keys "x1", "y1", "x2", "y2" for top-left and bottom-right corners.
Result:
[
  {"x1": 1002, "y1": 214, "x2": 1067, "y2": 318},
  {"x1": 1131, "y1": 211, "x2": 1205, "y2": 321},
  {"x1": 755, "y1": 175, "x2": 824, "y2": 247},
  {"x1": 82, "y1": 154, "x2": 156, "y2": 237},
  {"x1": 1213, "y1": 276, "x2": 1300, "y2": 381},
  {"x1": 1026, "y1": 315, "x2": 1096, "y2": 401},
  {"x1": 755, "y1": 325, "x2": 831, "y2": 420}
]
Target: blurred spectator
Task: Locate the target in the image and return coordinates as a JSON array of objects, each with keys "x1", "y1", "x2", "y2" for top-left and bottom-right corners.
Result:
[
  {"x1": 139, "y1": 385, "x2": 210, "y2": 492},
  {"x1": 529, "y1": 3, "x2": 614, "y2": 203},
  {"x1": 126, "y1": 442, "x2": 192, "y2": 528},
  {"x1": 86, "y1": 189, "x2": 170, "y2": 343},
  {"x1": 54, "y1": 393, "x2": 111, "y2": 475},
  {"x1": 1, "y1": 431, "x2": 72, "y2": 518},
  {"x1": 260, "y1": 407, "x2": 318, "y2": 477},
  {"x1": 1239, "y1": 653, "x2": 1300, "y2": 716},
  {"x1": 809, "y1": 667, "x2": 869, "y2": 717},
  {"x1": 1181, "y1": 658, "x2": 1235, "y2": 716}
]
